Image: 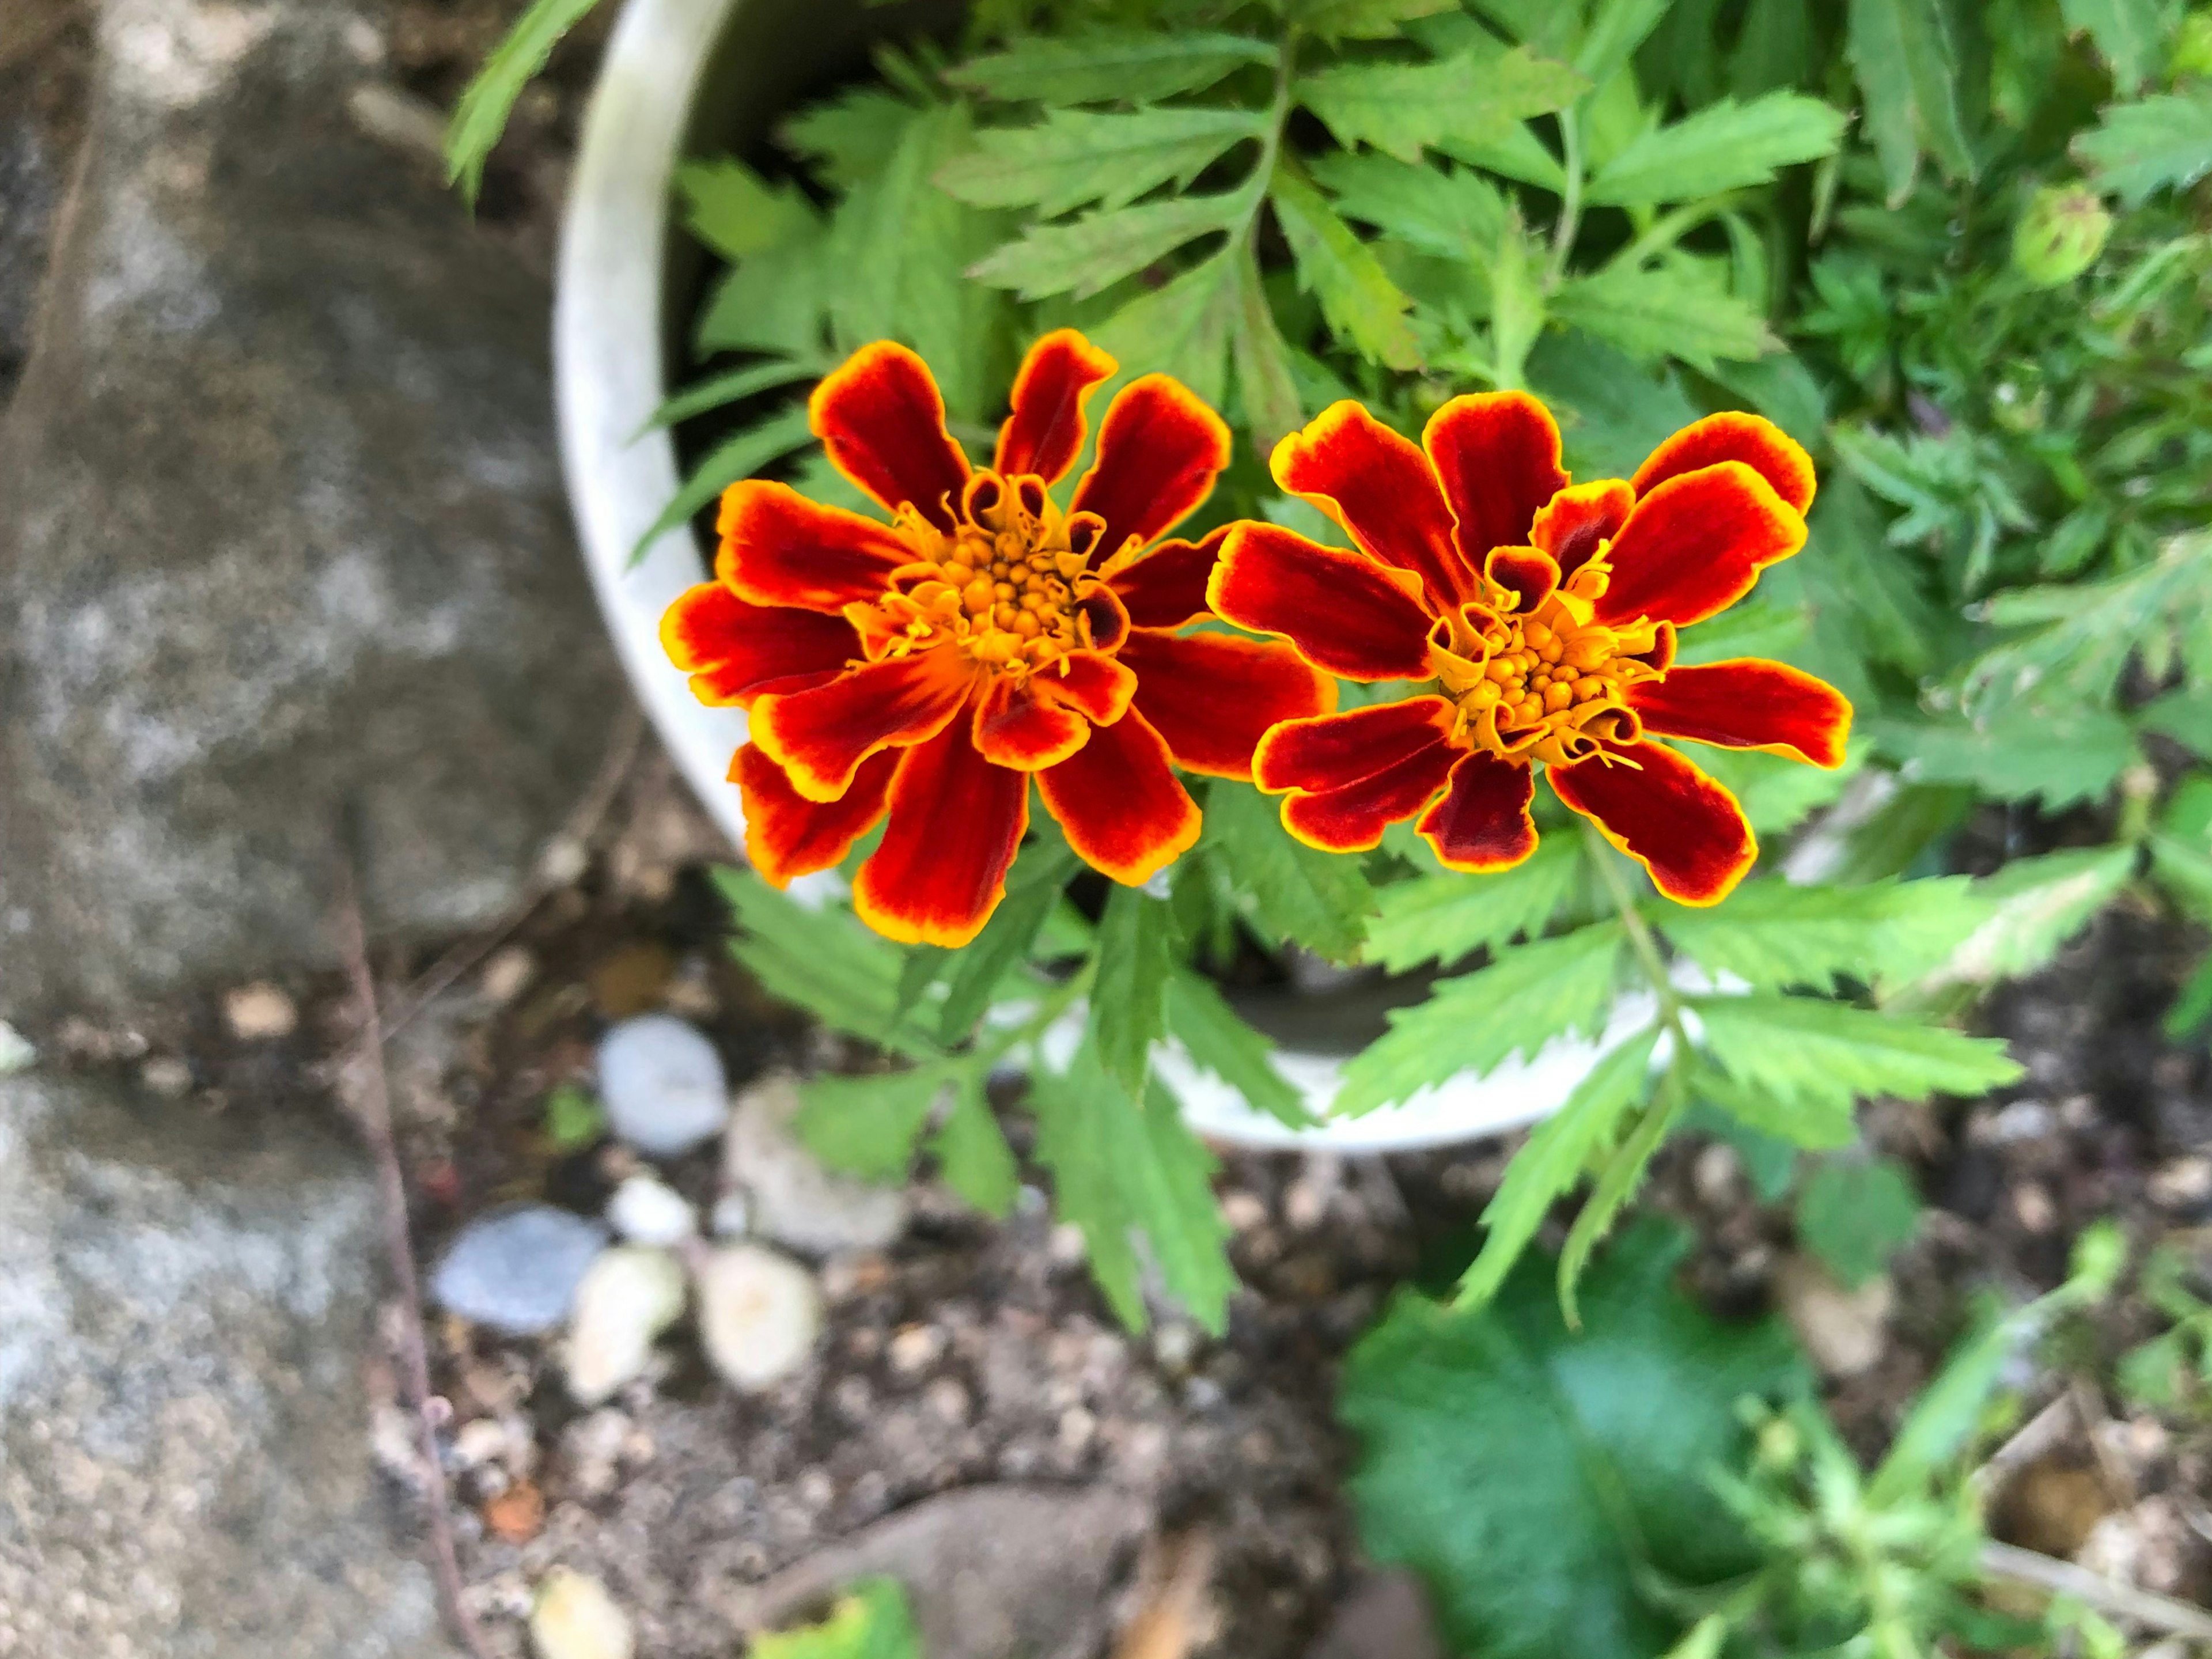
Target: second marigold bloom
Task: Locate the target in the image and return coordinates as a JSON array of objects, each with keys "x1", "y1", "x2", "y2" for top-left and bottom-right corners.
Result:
[
  {"x1": 1209, "y1": 396, "x2": 1852, "y2": 906},
  {"x1": 661, "y1": 330, "x2": 1332, "y2": 947}
]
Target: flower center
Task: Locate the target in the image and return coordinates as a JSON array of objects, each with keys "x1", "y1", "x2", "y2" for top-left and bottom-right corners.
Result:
[
  {"x1": 1427, "y1": 559, "x2": 1665, "y2": 767},
  {"x1": 848, "y1": 471, "x2": 1105, "y2": 679}
]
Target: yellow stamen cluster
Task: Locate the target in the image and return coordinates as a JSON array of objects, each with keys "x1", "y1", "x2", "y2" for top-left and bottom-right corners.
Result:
[
  {"x1": 849, "y1": 473, "x2": 1099, "y2": 680},
  {"x1": 1428, "y1": 559, "x2": 1664, "y2": 767}
]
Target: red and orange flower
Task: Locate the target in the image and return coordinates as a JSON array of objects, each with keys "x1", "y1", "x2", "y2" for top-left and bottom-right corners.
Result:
[
  {"x1": 1208, "y1": 396, "x2": 1851, "y2": 905},
  {"x1": 661, "y1": 330, "x2": 1333, "y2": 946}
]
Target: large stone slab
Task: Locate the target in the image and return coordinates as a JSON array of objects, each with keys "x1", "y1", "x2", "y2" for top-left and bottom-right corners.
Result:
[
  {"x1": 0, "y1": 0, "x2": 628, "y2": 1022},
  {"x1": 0, "y1": 1070, "x2": 456, "y2": 1658}
]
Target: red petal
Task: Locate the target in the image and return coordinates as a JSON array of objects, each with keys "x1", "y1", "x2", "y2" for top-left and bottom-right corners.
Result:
[
  {"x1": 660, "y1": 584, "x2": 858, "y2": 707},
  {"x1": 1273, "y1": 401, "x2": 1470, "y2": 612},
  {"x1": 735, "y1": 744, "x2": 894, "y2": 885},
  {"x1": 1633, "y1": 412, "x2": 1816, "y2": 514},
  {"x1": 995, "y1": 329, "x2": 1117, "y2": 485},
  {"x1": 1418, "y1": 751, "x2": 1537, "y2": 872},
  {"x1": 853, "y1": 725, "x2": 1029, "y2": 947},
  {"x1": 1546, "y1": 740, "x2": 1758, "y2": 906},
  {"x1": 1079, "y1": 584, "x2": 1131, "y2": 654},
  {"x1": 1120, "y1": 630, "x2": 1336, "y2": 781},
  {"x1": 1037, "y1": 710, "x2": 1200, "y2": 885},
  {"x1": 1627, "y1": 659, "x2": 1851, "y2": 768},
  {"x1": 1101, "y1": 528, "x2": 1226, "y2": 631},
  {"x1": 972, "y1": 673, "x2": 1092, "y2": 770},
  {"x1": 1529, "y1": 479, "x2": 1634, "y2": 577},
  {"x1": 1421, "y1": 392, "x2": 1569, "y2": 579},
  {"x1": 718, "y1": 480, "x2": 912, "y2": 612},
  {"x1": 1069, "y1": 374, "x2": 1230, "y2": 561},
  {"x1": 809, "y1": 341, "x2": 971, "y2": 531},
  {"x1": 1259, "y1": 703, "x2": 1459, "y2": 854},
  {"x1": 1484, "y1": 547, "x2": 1560, "y2": 614},
  {"x1": 1594, "y1": 463, "x2": 1806, "y2": 630},
  {"x1": 749, "y1": 646, "x2": 976, "y2": 802},
  {"x1": 1208, "y1": 523, "x2": 1434, "y2": 681},
  {"x1": 1036, "y1": 649, "x2": 1138, "y2": 725}
]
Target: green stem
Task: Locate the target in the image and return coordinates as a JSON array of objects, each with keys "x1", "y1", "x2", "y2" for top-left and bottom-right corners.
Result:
[
  {"x1": 1607, "y1": 192, "x2": 1749, "y2": 272},
  {"x1": 1545, "y1": 108, "x2": 1584, "y2": 290},
  {"x1": 974, "y1": 961, "x2": 1093, "y2": 1071},
  {"x1": 1244, "y1": 25, "x2": 1299, "y2": 253},
  {"x1": 1581, "y1": 821, "x2": 1690, "y2": 1048}
]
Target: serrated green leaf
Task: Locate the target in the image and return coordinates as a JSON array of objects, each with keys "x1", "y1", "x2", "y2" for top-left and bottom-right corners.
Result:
[
  {"x1": 715, "y1": 868, "x2": 935, "y2": 1055},
  {"x1": 1873, "y1": 707, "x2": 2137, "y2": 809},
  {"x1": 1338, "y1": 925, "x2": 1624, "y2": 1115},
  {"x1": 1090, "y1": 888, "x2": 1177, "y2": 1099},
  {"x1": 929, "y1": 1072, "x2": 1020, "y2": 1218},
  {"x1": 635, "y1": 358, "x2": 816, "y2": 437},
  {"x1": 1093, "y1": 249, "x2": 1243, "y2": 407},
  {"x1": 1575, "y1": 0, "x2": 1673, "y2": 85},
  {"x1": 2152, "y1": 783, "x2": 2212, "y2": 918},
  {"x1": 937, "y1": 107, "x2": 1265, "y2": 217},
  {"x1": 1443, "y1": 121, "x2": 1569, "y2": 190},
  {"x1": 1559, "y1": 1083, "x2": 1691, "y2": 1324},
  {"x1": 2163, "y1": 952, "x2": 2212, "y2": 1040},
  {"x1": 1345, "y1": 1221, "x2": 1803, "y2": 1659},
  {"x1": 674, "y1": 157, "x2": 819, "y2": 262},
  {"x1": 2061, "y1": 0, "x2": 2165, "y2": 93},
  {"x1": 695, "y1": 238, "x2": 831, "y2": 358},
  {"x1": 1657, "y1": 876, "x2": 1986, "y2": 994},
  {"x1": 2139, "y1": 685, "x2": 2212, "y2": 759},
  {"x1": 1526, "y1": 329, "x2": 1699, "y2": 477},
  {"x1": 1694, "y1": 994, "x2": 2023, "y2": 1118},
  {"x1": 1268, "y1": 166, "x2": 1422, "y2": 369},
  {"x1": 1166, "y1": 971, "x2": 1313, "y2": 1128},
  {"x1": 1365, "y1": 836, "x2": 1582, "y2": 972},
  {"x1": 1205, "y1": 781, "x2": 1377, "y2": 961},
  {"x1": 1689, "y1": 1055, "x2": 1857, "y2": 1150},
  {"x1": 1846, "y1": 0, "x2": 1975, "y2": 204},
  {"x1": 937, "y1": 843, "x2": 1078, "y2": 1042},
  {"x1": 796, "y1": 1067, "x2": 948, "y2": 1181},
  {"x1": 2075, "y1": 88, "x2": 2212, "y2": 204},
  {"x1": 442, "y1": 0, "x2": 604, "y2": 206},
  {"x1": 1583, "y1": 92, "x2": 1845, "y2": 205},
  {"x1": 1457, "y1": 1025, "x2": 1661, "y2": 1306},
  {"x1": 1488, "y1": 209, "x2": 1548, "y2": 388},
  {"x1": 753, "y1": 1577, "x2": 922, "y2": 1659},
  {"x1": 1232, "y1": 248, "x2": 1305, "y2": 454},
  {"x1": 1295, "y1": 0, "x2": 1455, "y2": 40},
  {"x1": 949, "y1": 30, "x2": 1278, "y2": 105},
  {"x1": 1028, "y1": 1052, "x2": 1235, "y2": 1332},
  {"x1": 1310, "y1": 153, "x2": 1508, "y2": 263},
  {"x1": 1297, "y1": 46, "x2": 1588, "y2": 165},
  {"x1": 1797, "y1": 1156, "x2": 1921, "y2": 1288},
  {"x1": 780, "y1": 86, "x2": 915, "y2": 188},
  {"x1": 633, "y1": 409, "x2": 816, "y2": 563},
  {"x1": 1683, "y1": 744, "x2": 1854, "y2": 838},
  {"x1": 970, "y1": 191, "x2": 1248, "y2": 301},
  {"x1": 1551, "y1": 263, "x2": 1776, "y2": 372}
]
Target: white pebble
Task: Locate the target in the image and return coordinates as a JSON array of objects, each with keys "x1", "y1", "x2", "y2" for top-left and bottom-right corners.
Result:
[
  {"x1": 565, "y1": 1248, "x2": 687, "y2": 1407},
  {"x1": 531, "y1": 1569, "x2": 634, "y2": 1659},
  {"x1": 596, "y1": 1015, "x2": 729, "y2": 1156},
  {"x1": 696, "y1": 1243, "x2": 821, "y2": 1392},
  {"x1": 604, "y1": 1174, "x2": 697, "y2": 1245},
  {"x1": 0, "y1": 1021, "x2": 36, "y2": 1075},
  {"x1": 709, "y1": 1192, "x2": 751, "y2": 1237},
  {"x1": 722, "y1": 1073, "x2": 906, "y2": 1253},
  {"x1": 223, "y1": 982, "x2": 297, "y2": 1040}
]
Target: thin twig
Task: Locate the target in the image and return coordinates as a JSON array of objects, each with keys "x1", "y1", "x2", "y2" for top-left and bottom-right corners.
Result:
[
  {"x1": 334, "y1": 855, "x2": 500, "y2": 1659},
  {"x1": 1980, "y1": 1540, "x2": 2212, "y2": 1643}
]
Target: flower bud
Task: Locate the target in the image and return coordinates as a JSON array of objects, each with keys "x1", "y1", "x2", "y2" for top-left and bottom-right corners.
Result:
[{"x1": 2011, "y1": 185, "x2": 2112, "y2": 287}]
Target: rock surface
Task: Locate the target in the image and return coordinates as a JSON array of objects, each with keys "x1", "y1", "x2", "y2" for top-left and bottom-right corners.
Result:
[
  {"x1": 430, "y1": 1204, "x2": 608, "y2": 1337},
  {"x1": 0, "y1": 1069, "x2": 456, "y2": 1658},
  {"x1": 0, "y1": 0, "x2": 626, "y2": 1023}
]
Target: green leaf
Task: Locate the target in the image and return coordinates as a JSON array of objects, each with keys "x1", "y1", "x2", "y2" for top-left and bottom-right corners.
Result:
[
  {"x1": 1688, "y1": 1054, "x2": 1857, "y2": 1150},
  {"x1": 673, "y1": 157, "x2": 819, "y2": 262},
  {"x1": 937, "y1": 843, "x2": 1078, "y2": 1042},
  {"x1": 752, "y1": 1577, "x2": 923, "y2": 1659},
  {"x1": 1584, "y1": 92, "x2": 1845, "y2": 206},
  {"x1": 1309, "y1": 153, "x2": 1508, "y2": 263},
  {"x1": 1232, "y1": 248, "x2": 1305, "y2": 454},
  {"x1": 1205, "y1": 781, "x2": 1377, "y2": 961},
  {"x1": 1337, "y1": 925, "x2": 1624, "y2": 1116},
  {"x1": 1525, "y1": 329, "x2": 1699, "y2": 477},
  {"x1": 948, "y1": 30, "x2": 1278, "y2": 105},
  {"x1": 442, "y1": 0, "x2": 604, "y2": 206},
  {"x1": 2060, "y1": 0, "x2": 2165, "y2": 93},
  {"x1": 1487, "y1": 210, "x2": 1548, "y2": 388},
  {"x1": 1268, "y1": 166, "x2": 1422, "y2": 370},
  {"x1": 1797, "y1": 1156, "x2": 1922, "y2": 1288},
  {"x1": 1365, "y1": 836, "x2": 1581, "y2": 972},
  {"x1": 542, "y1": 1082, "x2": 606, "y2": 1150},
  {"x1": 796, "y1": 1067, "x2": 948, "y2": 1182},
  {"x1": 1558, "y1": 1084, "x2": 1691, "y2": 1324},
  {"x1": 1444, "y1": 122, "x2": 1569, "y2": 190},
  {"x1": 1296, "y1": 46, "x2": 1588, "y2": 165},
  {"x1": 970, "y1": 191, "x2": 1247, "y2": 301},
  {"x1": 1457, "y1": 1025, "x2": 1661, "y2": 1307},
  {"x1": 1295, "y1": 0, "x2": 1455, "y2": 40},
  {"x1": 1090, "y1": 888, "x2": 1177, "y2": 1099},
  {"x1": 1693, "y1": 994, "x2": 2024, "y2": 1120},
  {"x1": 1550, "y1": 263, "x2": 1776, "y2": 372},
  {"x1": 631, "y1": 408, "x2": 815, "y2": 562},
  {"x1": 695, "y1": 238, "x2": 831, "y2": 358},
  {"x1": 1846, "y1": 0, "x2": 1975, "y2": 204},
  {"x1": 634, "y1": 358, "x2": 816, "y2": 437},
  {"x1": 936, "y1": 108, "x2": 1265, "y2": 217},
  {"x1": 1657, "y1": 876, "x2": 1986, "y2": 994},
  {"x1": 715, "y1": 869, "x2": 934, "y2": 1055},
  {"x1": 1092, "y1": 248, "x2": 1243, "y2": 406},
  {"x1": 929, "y1": 1072, "x2": 1021, "y2": 1218},
  {"x1": 1574, "y1": 0, "x2": 1673, "y2": 86},
  {"x1": 2075, "y1": 88, "x2": 2212, "y2": 204},
  {"x1": 1872, "y1": 707, "x2": 2138, "y2": 809},
  {"x1": 2139, "y1": 685, "x2": 2212, "y2": 760},
  {"x1": 1343, "y1": 1221, "x2": 1804, "y2": 1659},
  {"x1": 781, "y1": 86, "x2": 915, "y2": 189},
  {"x1": 2151, "y1": 778, "x2": 2212, "y2": 918},
  {"x1": 2163, "y1": 952, "x2": 2212, "y2": 1040},
  {"x1": 1868, "y1": 1301, "x2": 2013, "y2": 1501},
  {"x1": 1028, "y1": 1054, "x2": 1236, "y2": 1333},
  {"x1": 1166, "y1": 971, "x2": 1313, "y2": 1129}
]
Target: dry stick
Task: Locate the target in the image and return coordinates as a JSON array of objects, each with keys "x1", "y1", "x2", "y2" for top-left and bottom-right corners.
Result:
[
  {"x1": 333, "y1": 857, "x2": 501, "y2": 1659},
  {"x1": 1980, "y1": 1540, "x2": 2212, "y2": 1644}
]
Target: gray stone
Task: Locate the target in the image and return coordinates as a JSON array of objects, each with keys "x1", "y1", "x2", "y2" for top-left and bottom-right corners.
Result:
[
  {"x1": 0, "y1": 0, "x2": 627, "y2": 1023},
  {"x1": 722, "y1": 1073, "x2": 909, "y2": 1256},
  {"x1": 429, "y1": 1203, "x2": 607, "y2": 1337},
  {"x1": 0, "y1": 1069, "x2": 456, "y2": 1658},
  {"x1": 596, "y1": 1015, "x2": 730, "y2": 1158}
]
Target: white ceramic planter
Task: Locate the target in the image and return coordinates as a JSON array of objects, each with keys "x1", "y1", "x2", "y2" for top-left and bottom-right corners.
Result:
[{"x1": 552, "y1": 0, "x2": 1650, "y2": 1151}]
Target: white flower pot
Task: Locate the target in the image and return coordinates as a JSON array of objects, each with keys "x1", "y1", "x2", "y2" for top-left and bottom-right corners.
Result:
[{"x1": 553, "y1": 0, "x2": 1645, "y2": 1152}]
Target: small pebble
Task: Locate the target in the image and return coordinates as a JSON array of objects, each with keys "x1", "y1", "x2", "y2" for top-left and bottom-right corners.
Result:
[
  {"x1": 483, "y1": 1479, "x2": 546, "y2": 1544},
  {"x1": 887, "y1": 1323, "x2": 946, "y2": 1376},
  {"x1": 1219, "y1": 1191, "x2": 1267, "y2": 1232},
  {"x1": 596, "y1": 1014, "x2": 729, "y2": 1157},
  {"x1": 722, "y1": 1073, "x2": 906, "y2": 1253},
  {"x1": 924, "y1": 1377, "x2": 972, "y2": 1424},
  {"x1": 2012, "y1": 1181, "x2": 2058, "y2": 1234},
  {"x1": 223, "y1": 982, "x2": 297, "y2": 1040},
  {"x1": 452, "y1": 1418, "x2": 511, "y2": 1469},
  {"x1": 0, "y1": 1021, "x2": 33, "y2": 1075},
  {"x1": 139, "y1": 1055, "x2": 192, "y2": 1097},
  {"x1": 2148, "y1": 1156, "x2": 2212, "y2": 1209},
  {"x1": 430, "y1": 1206, "x2": 608, "y2": 1336},
  {"x1": 605, "y1": 1173, "x2": 698, "y2": 1245},
  {"x1": 697, "y1": 1243, "x2": 823, "y2": 1391},
  {"x1": 565, "y1": 1247, "x2": 687, "y2": 1406},
  {"x1": 709, "y1": 1192, "x2": 750, "y2": 1237},
  {"x1": 531, "y1": 1568, "x2": 634, "y2": 1659},
  {"x1": 1775, "y1": 1255, "x2": 1892, "y2": 1378},
  {"x1": 479, "y1": 946, "x2": 536, "y2": 1005}
]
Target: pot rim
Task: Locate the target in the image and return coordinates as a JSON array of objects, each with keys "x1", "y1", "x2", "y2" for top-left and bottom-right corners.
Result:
[{"x1": 551, "y1": 0, "x2": 1637, "y2": 1152}]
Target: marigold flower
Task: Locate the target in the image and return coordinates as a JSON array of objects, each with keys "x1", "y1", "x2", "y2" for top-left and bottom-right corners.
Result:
[
  {"x1": 661, "y1": 331, "x2": 1334, "y2": 946},
  {"x1": 1208, "y1": 396, "x2": 1851, "y2": 906}
]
